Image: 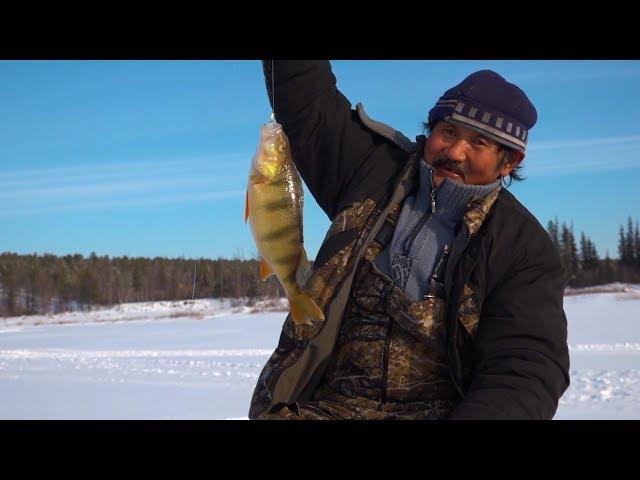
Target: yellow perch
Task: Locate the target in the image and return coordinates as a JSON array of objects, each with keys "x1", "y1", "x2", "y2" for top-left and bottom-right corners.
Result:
[{"x1": 244, "y1": 118, "x2": 325, "y2": 327}]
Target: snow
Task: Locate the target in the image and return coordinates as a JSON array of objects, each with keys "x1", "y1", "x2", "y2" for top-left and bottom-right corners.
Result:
[
  {"x1": 0, "y1": 310, "x2": 283, "y2": 419},
  {"x1": 555, "y1": 285, "x2": 640, "y2": 419},
  {"x1": 0, "y1": 297, "x2": 288, "y2": 329},
  {"x1": 1, "y1": 285, "x2": 639, "y2": 419}
]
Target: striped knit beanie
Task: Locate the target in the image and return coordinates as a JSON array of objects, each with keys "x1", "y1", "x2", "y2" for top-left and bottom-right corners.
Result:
[{"x1": 428, "y1": 70, "x2": 537, "y2": 152}]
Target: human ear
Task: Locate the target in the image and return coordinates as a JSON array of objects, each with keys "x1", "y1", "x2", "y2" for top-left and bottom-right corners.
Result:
[{"x1": 499, "y1": 151, "x2": 525, "y2": 177}]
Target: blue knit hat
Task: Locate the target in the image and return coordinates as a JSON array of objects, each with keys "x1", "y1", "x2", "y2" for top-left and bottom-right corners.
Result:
[{"x1": 428, "y1": 70, "x2": 537, "y2": 152}]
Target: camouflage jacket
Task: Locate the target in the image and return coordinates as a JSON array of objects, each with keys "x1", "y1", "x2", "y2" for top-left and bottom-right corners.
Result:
[{"x1": 249, "y1": 61, "x2": 570, "y2": 419}]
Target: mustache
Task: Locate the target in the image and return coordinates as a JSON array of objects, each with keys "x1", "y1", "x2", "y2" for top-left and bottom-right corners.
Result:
[{"x1": 432, "y1": 157, "x2": 464, "y2": 176}]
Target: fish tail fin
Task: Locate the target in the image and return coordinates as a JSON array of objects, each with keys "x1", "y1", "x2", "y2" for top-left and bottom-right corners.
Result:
[
  {"x1": 289, "y1": 248, "x2": 321, "y2": 326},
  {"x1": 290, "y1": 292, "x2": 325, "y2": 327}
]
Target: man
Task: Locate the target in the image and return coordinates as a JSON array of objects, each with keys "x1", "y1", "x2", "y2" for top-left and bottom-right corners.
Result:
[{"x1": 249, "y1": 60, "x2": 570, "y2": 420}]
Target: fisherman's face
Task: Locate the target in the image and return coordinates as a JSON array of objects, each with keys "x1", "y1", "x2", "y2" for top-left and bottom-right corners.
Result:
[{"x1": 424, "y1": 121, "x2": 524, "y2": 187}]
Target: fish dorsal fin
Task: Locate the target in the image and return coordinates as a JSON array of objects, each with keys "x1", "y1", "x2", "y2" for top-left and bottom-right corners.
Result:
[
  {"x1": 356, "y1": 102, "x2": 416, "y2": 154},
  {"x1": 295, "y1": 247, "x2": 311, "y2": 286}
]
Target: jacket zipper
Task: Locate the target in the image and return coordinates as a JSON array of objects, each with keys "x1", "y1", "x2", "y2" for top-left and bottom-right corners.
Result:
[
  {"x1": 402, "y1": 175, "x2": 439, "y2": 255},
  {"x1": 383, "y1": 170, "x2": 440, "y2": 404},
  {"x1": 380, "y1": 163, "x2": 435, "y2": 405},
  {"x1": 331, "y1": 158, "x2": 414, "y2": 297}
]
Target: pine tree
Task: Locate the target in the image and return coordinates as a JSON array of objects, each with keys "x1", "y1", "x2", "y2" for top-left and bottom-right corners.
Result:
[
  {"x1": 580, "y1": 232, "x2": 590, "y2": 270},
  {"x1": 626, "y1": 217, "x2": 634, "y2": 266},
  {"x1": 634, "y1": 220, "x2": 640, "y2": 266},
  {"x1": 547, "y1": 218, "x2": 560, "y2": 251},
  {"x1": 619, "y1": 225, "x2": 628, "y2": 264},
  {"x1": 588, "y1": 237, "x2": 599, "y2": 268},
  {"x1": 569, "y1": 223, "x2": 579, "y2": 275},
  {"x1": 603, "y1": 249, "x2": 615, "y2": 283},
  {"x1": 560, "y1": 222, "x2": 574, "y2": 280}
]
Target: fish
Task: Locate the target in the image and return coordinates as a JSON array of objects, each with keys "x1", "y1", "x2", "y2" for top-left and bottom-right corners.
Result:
[{"x1": 244, "y1": 117, "x2": 325, "y2": 327}]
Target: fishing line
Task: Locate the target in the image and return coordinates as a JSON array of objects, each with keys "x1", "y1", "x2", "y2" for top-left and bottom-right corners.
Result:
[
  {"x1": 192, "y1": 258, "x2": 197, "y2": 300},
  {"x1": 271, "y1": 60, "x2": 275, "y2": 121}
]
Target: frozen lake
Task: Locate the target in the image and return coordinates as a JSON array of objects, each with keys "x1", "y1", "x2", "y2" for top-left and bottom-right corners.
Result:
[{"x1": 1, "y1": 288, "x2": 639, "y2": 419}]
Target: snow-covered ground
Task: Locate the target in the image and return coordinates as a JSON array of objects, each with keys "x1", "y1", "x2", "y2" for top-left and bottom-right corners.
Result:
[
  {"x1": 0, "y1": 297, "x2": 288, "y2": 329},
  {"x1": 1, "y1": 286, "x2": 639, "y2": 419},
  {"x1": 555, "y1": 285, "x2": 640, "y2": 419}
]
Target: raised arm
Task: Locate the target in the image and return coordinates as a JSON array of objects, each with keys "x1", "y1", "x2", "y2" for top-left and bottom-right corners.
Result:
[{"x1": 262, "y1": 60, "x2": 381, "y2": 220}]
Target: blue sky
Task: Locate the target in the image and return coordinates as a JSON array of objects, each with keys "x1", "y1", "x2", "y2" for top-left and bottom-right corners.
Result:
[{"x1": 1, "y1": 60, "x2": 639, "y2": 260}]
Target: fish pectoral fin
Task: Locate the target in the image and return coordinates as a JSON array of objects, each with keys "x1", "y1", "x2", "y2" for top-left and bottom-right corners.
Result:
[
  {"x1": 289, "y1": 292, "x2": 325, "y2": 327},
  {"x1": 295, "y1": 247, "x2": 311, "y2": 286},
  {"x1": 259, "y1": 258, "x2": 274, "y2": 281},
  {"x1": 244, "y1": 190, "x2": 249, "y2": 224}
]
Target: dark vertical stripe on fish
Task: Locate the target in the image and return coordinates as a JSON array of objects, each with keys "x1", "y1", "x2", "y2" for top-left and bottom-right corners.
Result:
[
  {"x1": 262, "y1": 198, "x2": 293, "y2": 211},
  {"x1": 281, "y1": 271, "x2": 297, "y2": 285},
  {"x1": 272, "y1": 253, "x2": 300, "y2": 266},
  {"x1": 259, "y1": 224, "x2": 301, "y2": 242}
]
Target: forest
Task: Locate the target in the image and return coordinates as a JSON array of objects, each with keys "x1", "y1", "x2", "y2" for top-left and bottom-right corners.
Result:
[{"x1": 1, "y1": 217, "x2": 639, "y2": 316}]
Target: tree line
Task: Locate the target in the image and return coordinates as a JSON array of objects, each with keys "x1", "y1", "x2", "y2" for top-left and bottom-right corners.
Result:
[
  {"x1": 2, "y1": 216, "x2": 639, "y2": 316},
  {"x1": 0, "y1": 252, "x2": 284, "y2": 317},
  {"x1": 547, "y1": 216, "x2": 640, "y2": 287}
]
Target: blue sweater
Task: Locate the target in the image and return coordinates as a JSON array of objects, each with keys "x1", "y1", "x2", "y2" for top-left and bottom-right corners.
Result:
[{"x1": 374, "y1": 160, "x2": 500, "y2": 301}]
